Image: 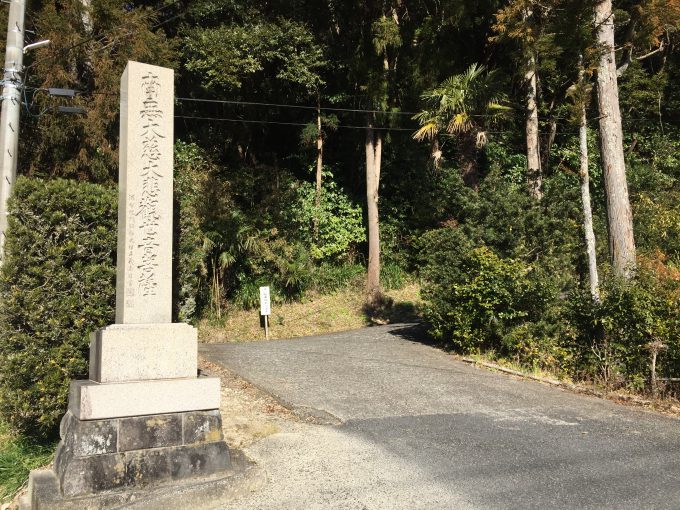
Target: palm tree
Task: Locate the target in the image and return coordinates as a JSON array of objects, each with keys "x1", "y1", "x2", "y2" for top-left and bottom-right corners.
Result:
[{"x1": 413, "y1": 64, "x2": 508, "y2": 188}]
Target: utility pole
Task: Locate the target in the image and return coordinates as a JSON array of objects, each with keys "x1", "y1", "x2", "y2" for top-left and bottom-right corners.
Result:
[{"x1": 0, "y1": 0, "x2": 25, "y2": 265}]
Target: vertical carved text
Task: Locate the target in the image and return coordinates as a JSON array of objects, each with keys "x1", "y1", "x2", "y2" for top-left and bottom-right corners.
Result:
[{"x1": 135, "y1": 72, "x2": 165, "y2": 296}]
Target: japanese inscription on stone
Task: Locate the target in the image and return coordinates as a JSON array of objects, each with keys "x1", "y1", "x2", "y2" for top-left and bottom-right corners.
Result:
[
  {"x1": 137, "y1": 72, "x2": 163, "y2": 296},
  {"x1": 116, "y1": 62, "x2": 174, "y2": 324}
]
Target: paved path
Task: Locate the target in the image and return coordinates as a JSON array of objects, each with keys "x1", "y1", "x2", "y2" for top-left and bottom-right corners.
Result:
[{"x1": 200, "y1": 324, "x2": 680, "y2": 509}]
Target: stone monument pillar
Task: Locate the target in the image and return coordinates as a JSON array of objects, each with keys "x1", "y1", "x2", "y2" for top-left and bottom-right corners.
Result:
[{"x1": 23, "y1": 62, "x2": 231, "y2": 509}]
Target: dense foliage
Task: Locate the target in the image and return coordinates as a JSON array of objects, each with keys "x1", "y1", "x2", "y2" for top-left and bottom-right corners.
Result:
[
  {"x1": 1, "y1": 0, "x2": 680, "y2": 434},
  {"x1": 0, "y1": 178, "x2": 116, "y2": 436},
  {"x1": 287, "y1": 173, "x2": 365, "y2": 262}
]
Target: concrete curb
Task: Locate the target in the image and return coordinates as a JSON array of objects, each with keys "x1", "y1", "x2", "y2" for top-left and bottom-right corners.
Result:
[{"x1": 458, "y1": 357, "x2": 671, "y2": 412}]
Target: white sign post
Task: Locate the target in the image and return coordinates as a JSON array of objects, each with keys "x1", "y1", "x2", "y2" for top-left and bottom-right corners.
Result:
[{"x1": 260, "y1": 286, "x2": 271, "y2": 339}]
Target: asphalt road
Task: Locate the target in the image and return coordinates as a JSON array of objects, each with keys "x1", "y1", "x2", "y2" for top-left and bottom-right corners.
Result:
[{"x1": 200, "y1": 324, "x2": 680, "y2": 510}]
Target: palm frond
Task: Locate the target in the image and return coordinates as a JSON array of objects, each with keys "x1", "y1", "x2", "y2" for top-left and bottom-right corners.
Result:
[
  {"x1": 414, "y1": 62, "x2": 506, "y2": 142},
  {"x1": 218, "y1": 250, "x2": 236, "y2": 270},
  {"x1": 413, "y1": 122, "x2": 439, "y2": 141},
  {"x1": 447, "y1": 112, "x2": 471, "y2": 134}
]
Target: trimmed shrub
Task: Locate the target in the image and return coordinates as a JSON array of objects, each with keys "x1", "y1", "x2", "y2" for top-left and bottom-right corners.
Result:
[
  {"x1": 419, "y1": 227, "x2": 553, "y2": 353},
  {"x1": 0, "y1": 177, "x2": 116, "y2": 437}
]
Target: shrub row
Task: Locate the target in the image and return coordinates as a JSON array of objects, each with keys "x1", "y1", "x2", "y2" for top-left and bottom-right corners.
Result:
[
  {"x1": 0, "y1": 177, "x2": 117, "y2": 437},
  {"x1": 419, "y1": 225, "x2": 680, "y2": 389}
]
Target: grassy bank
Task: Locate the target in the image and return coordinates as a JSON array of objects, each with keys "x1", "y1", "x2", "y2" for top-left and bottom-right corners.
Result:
[{"x1": 198, "y1": 283, "x2": 423, "y2": 343}]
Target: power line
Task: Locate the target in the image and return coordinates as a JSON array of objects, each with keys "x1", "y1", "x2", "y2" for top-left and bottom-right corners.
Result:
[
  {"x1": 23, "y1": 87, "x2": 675, "y2": 125},
  {"x1": 177, "y1": 96, "x2": 532, "y2": 118},
  {"x1": 175, "y1": 115, "x2": 417, "y2": 131},
  {"x1": 178, "y1": 97, "x2": 626, "y2": 123},
  {"x1": 24, "y1": 89, "x2": 674, "y2": 130},
  {"x1": 175, "y1": 114, "x2": 583, "y2": 135},
  {"x1": 176, "y1": 97, "x2": 419, "y2": 116},
  {"x1": 176, "y1": 96, "x2": 542, "y2": 121}
]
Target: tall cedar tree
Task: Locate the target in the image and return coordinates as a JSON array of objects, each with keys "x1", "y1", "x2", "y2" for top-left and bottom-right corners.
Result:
[
  {"x1": 595, "y1": 0, "x2": 637, "y2": 277},
  {"x1": 22, "y1": 0, "x2": 174, "y2": 182},
  {"x1": 492, "y1": 0, "x2": 545, "y2": 198}
]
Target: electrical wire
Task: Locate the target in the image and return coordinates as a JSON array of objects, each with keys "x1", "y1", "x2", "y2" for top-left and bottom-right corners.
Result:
[
  {"x1": 176, "y1": 114, "x2": 583, "y2": 135},
  {"x1": 23, "y1": 83, "x2": 670, "y2": 131},
  {"x1": 177, "y1": 97, "x2": 533, "y2": 118},
  {"x1": 175, "y1": 115, "x2": 417, "y2": 131},
  {"x1": 176, "y1": 97, "x2": 419, "y2": 116},
  {"x1": 24, "y1": 89, "x2": 669, "y2": 125}
]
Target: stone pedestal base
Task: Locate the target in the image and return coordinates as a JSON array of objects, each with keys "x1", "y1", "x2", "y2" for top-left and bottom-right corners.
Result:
[
  {"x1": 89, "y1": 323, "x2": 198, "y2": 383},
  {"x1": 22, "y1": 320, "x2": 235, "y2": 509},
  {"x1": 20, "y1": 451, "x2": 263, "y2": 510},
  {"x1": 68, "y1": 376, "x2": 221, "y2": 420},
  {"x1": 23, "y1": 409, "x2": 231, "y2": 509}
]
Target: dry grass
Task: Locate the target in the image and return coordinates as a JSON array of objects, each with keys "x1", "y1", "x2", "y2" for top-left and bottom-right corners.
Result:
[
  {"x1": 198, "y1": 283, "x2": 422, "y2": 343},
  {"x1": 458, "y1": 353, "x2": 680, "y2": 420}
]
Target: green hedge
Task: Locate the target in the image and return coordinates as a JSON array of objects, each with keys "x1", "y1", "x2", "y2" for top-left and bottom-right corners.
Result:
[
  {"x1": 418, "y1": 226, "x2": 557, "y2": 352},
  {"x1": 174, "y1": 141, "x2": 211, "y2": 321},
  {"x1": 0, "y1": 177, "x2": 117, "y2": 437}
]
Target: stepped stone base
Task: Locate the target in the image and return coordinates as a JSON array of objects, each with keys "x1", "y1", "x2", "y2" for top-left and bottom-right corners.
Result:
[
  {"x1": 20, "y1": 450, "x2": 263, "y2": 510},
  {"x1": 23, "y1": 409, "x2": 231, "y2": 509},
  {"x1": 68, "y1": 376, "x2": 221, "y2": 420}
]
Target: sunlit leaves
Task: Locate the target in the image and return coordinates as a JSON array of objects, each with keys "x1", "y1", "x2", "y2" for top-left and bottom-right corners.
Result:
[{"x1": 183, "y1": 18, "x2": 326, "y2": 94}]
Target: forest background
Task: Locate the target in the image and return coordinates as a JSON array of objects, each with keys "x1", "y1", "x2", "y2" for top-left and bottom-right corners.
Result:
[{"x1": 0, "y1": 0, "x2": 679, "y2": 456}]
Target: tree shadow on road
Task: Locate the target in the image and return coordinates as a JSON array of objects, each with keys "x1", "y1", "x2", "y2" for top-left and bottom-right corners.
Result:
[
  {"x1": 362, "y1": 294, "x2": 421, "y2": 324},
  {"x1": 361, "y1": 292, "x2": 445, "y2": 348},
  {"x1": 386, "y1": 322, "x2": 441, "y2": 347}
]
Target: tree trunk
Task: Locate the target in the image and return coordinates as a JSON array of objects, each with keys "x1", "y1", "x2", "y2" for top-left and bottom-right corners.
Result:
[
  {"x1": 365, "y1": 118, "x2": 381, "y2": 303},
  {"x1": 314, "y1": 93, "x2": 323, "y2": 241},
  {"x1": 80, "y1": 0, "x2": 92, "y2": 33},
  {"x1": 79, "y1": 0, "x2": 94, "y2": 88},
  {"x1": 525, "y1": 50, "x2": 542, "y2": 198},
  {"x1": 542, "y1": 113, "x2": 557, "y2": 173},
  {"x1": 327, "y1": 0, "x2": 341, "y2": 36},
  {"x1": 595, "y1": 0, "x2": 636, "y2": 278},
  {"x1": 431, "y1": 137, "x2": 442, "y2": 170},
  {"x1": 579, "y1": 103, "x2": 600, "y2": 303},
  {"x1": 524, "y1": 8, "x2": 542, "y2": 199},
  {"x1": 458, "y1": 133, "x2": 479, "y2": 189}
]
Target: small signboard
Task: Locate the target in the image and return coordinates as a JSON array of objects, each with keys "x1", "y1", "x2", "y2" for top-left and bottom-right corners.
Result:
[
  {"x1": 259, "y1": 286, "x2": 271, "y2": 316},
  {"x1": 259, "y1": 286, "x2": 271, "y2": 340}
]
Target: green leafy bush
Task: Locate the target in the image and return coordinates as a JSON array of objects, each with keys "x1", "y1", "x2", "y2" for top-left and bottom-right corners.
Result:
[
  {"x1": 502, "y1": 320, "x2": 573, "y2": 374},
  {"x1": 566, "y1": 260, "x2": 680, "y2": 388},
  {"x1": 381, "y1": 262, "x2": 407, "y2": 291},
  {"x1": 0, "y1": 178, "x2": 116, "y2": 437},
  {"x1": 310, "y1": 263, "x2": 364, "y2": 294},
  {"x1": 174, "y1": 141, "x2": 218, "y2": 321},
  {"x1": 634, "y1": 192, "x2": 680, "y2": 262},
  {"x1": 419, "y1": 228, "x2": 549, "y2": 352},
  {"x1": 228, "y1": 233, "x2": 313, "y2": 309},
  {"x1": 287, "y1": 174, "x2": 365, "y2": 262}
]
